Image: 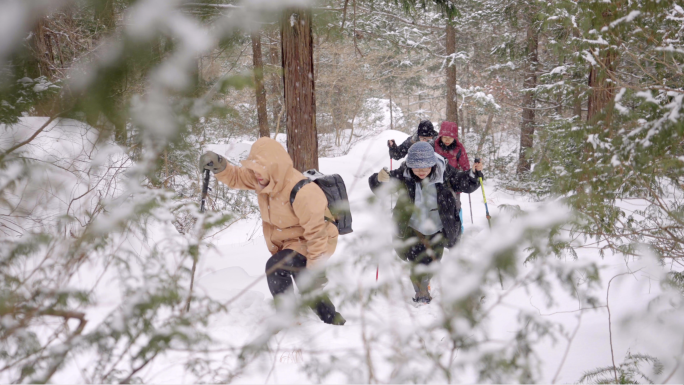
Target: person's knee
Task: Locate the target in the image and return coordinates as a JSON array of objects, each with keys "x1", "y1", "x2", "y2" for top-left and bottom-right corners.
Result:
[
  {"x1": 265, "y1": 249, "x2": 305, "y2": 274},
  {"x1": 266, "y1": 250, "x2": 290, "y2": 274}
]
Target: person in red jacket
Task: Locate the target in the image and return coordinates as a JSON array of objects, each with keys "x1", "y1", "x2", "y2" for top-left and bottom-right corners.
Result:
[
  {"x1": 435, "y1": 121, "x2": 470, "y2": 235},
  {"x1": 435, "y1": 121, "x2": 469, "y2": 171}
]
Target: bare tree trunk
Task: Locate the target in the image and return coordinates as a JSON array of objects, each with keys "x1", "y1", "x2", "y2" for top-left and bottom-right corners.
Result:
[
  {"x1": 573, "y1": 85, "x2": 583, "y2": 121},
  {"x1": 282, "y1": 8, "x2": 318, "y2": 171},
  {"x1": 477, "y1": 114, "x2": 493, "y2": 155},
  {"x1": 331, "y1": 53, "x2": 344, "y2": 146},
  {"x1": 445, "y1": 22, "x2": 459, "y2": 125},
  {"x1": 570, "y1": 29, "x2": 583, "y2": 121},
  {"x1": 587, "y1": 7, "x2": 618, "y2": 129},
  {"x1": 516, "y1": 14, "x2": 539, "y2": 175},
  {"x1": 587, "y1": 51, "x2": 617, "y2": 127},
  {"x1": 267, "y1": 32, "x2": 283, "y2": 130},
  {"x1": 252, "y1": 32, "x2": 270, "y2": 138},
  {"x1": 418, "y1": 93, "x2": 423, "y2": 116},
  {"x1": 462, "y1": 60, "x2": 471, "y2": 138},
  {"x1": 389, "y1": 82, "x2": 394, "y2": 130}
]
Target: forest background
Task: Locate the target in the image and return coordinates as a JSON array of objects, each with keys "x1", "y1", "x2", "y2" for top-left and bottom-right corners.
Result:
[{"x1": 0, "y1": 0, "x2": 683, "y2": 383}]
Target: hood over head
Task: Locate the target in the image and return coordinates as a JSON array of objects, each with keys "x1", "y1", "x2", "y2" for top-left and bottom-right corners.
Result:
[
  {"x1": 241, "y1": 137, "x2": 294, "y2": 195},
  {"x1": 439, "y1": 121, "x2": 459, "y2": 140}
]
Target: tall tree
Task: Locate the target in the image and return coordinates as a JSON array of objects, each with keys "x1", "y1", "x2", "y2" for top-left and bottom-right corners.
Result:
[
  {"x1": 445, "y1": 20, "x2": 459, "y2": 125},
  {"x1": 252, "y1": 31, "x2": 269, "y2": 138},
  {"x1": 516, "y1": 10, "x2": 539, "y2": 175},
  {"x1": 572, "y1": 29, "x2": 583, "y2": 121},
  {"x1": 585, "y1": 5, "x2": 618, "y2": 128},
  {"x1": 281, "y1": 8, "x2": 318, "y2": 171}
]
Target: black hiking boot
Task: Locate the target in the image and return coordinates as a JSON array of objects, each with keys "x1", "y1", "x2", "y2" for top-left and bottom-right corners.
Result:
[
  {"x1": 412, "y1": 294, "x2": 432, "y2": 304},
  {"x1": 331, "y1": 312, "x2": 346, "y2": 325},
  {"x1": 312, "y1": 297, "x2": 345, "y2": 325},
  {"x1": 411, "y1": 275, "x2": 432, "y2": 304}
]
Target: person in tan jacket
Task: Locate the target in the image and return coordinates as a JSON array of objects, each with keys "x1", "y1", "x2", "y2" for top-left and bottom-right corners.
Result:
[{"x1": 200, "y1": 137, "x2": 345, "y2": 325}]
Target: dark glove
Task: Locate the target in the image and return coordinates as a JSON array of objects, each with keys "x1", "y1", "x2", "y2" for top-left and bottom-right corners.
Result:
[
  {"x1": 474, "y1": 170, "x2": 484, "y2": 179},
  {"x1": 199, "y1": 151, "x2": 227, "y2": 174}
]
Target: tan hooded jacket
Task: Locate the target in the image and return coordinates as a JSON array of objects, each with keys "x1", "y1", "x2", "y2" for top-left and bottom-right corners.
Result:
[{"x1": 214, "y1": 137, "x2": 338, "y2": 268}]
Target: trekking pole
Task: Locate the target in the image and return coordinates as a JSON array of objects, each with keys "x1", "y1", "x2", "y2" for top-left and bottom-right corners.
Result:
[
  {"x1": 475, "y1": 159, "x2": 491, "y2": 228},
  {"x1": 475, "y1": 158, "x2": 502, "y2": 290},
  {"x1": 200, "y1": 168, "x2": 211, "y2": 213},
  {"x1": 479, "y1": 178, "x2": 491, "y2": 228},
  {"x1": 187, "y1": 169, "x2": 211, "y2": 312},
  {"x1": 468, "y1": 193, "x2": 474, "y2": 224}
]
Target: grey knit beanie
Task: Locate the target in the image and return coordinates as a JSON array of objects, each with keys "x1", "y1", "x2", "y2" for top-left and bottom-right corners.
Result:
[{"x1": 406, "y1": 141, "x2": 437, "y2": 168}]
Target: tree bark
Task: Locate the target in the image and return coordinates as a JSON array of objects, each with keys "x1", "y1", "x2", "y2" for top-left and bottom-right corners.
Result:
[
  {"x1": 477, "y1": 113, "x2": 493, "y2": 155},
  {"x1": 573, "y1": 79, "x2": 583, "y2": 120},
  {"x1": 252, "y1": 32, "x2": 270, "y2": 138},
  {"x1": 267, "y1": 32, "x2": 283, "y2": 131},
  {"x1": 281, "y1": 8, "x2": 318, "y2": 172},
  {"x1": 586, "y1": 5, "x2": 619, "y2": 129},
  {"x1": 516, "y1": 15, "x2": 539, "y2": 175},
  {"x1": 570, "y1": 28, "x2": 583, "y2": 120},
  {"x1": 445, "y1": 22, "x2": 459, "y2": 125},
  {"x1": 587, "y1": 51, "x2": 617, "y2": 127}
]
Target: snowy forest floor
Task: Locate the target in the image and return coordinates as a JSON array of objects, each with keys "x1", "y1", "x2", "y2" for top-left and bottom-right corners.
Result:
[
  {"x1": 37, "y1": 125, "x2": 682, "y2": 384},
  {"x1": 113, "y1": 131, "x2": 680, "y2": 383}
]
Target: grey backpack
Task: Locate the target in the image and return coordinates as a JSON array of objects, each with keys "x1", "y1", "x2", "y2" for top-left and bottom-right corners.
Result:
[{"x1": 290, "y1": 169, "x2": 353, "y2": 235}]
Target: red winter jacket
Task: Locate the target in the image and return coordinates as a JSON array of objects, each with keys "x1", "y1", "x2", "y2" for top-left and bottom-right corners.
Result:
[{"x1": 435, "y1": 121, "x2": 470, "y2": 171}]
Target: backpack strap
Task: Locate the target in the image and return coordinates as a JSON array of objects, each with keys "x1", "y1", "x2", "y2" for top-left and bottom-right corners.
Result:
[
  {"x1": 290, "y1": 178, "x2": 312, "y2": 206},
  {"x1": 456, "y1": 148, "x2": 461, "y2": 162}
]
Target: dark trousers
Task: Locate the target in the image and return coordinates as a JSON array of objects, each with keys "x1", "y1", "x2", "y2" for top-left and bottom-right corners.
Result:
[
  {"x1": 395, "y1": 228, "x2": 446, "y2": 265},
  {"x1": 395, "y1": 228, "x2": 446, "y2": 297},
  {"x1": 265, "y1": 250, "x2": 339, "y2": 324}
]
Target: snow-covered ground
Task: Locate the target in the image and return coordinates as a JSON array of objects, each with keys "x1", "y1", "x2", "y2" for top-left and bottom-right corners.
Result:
[
  {"x1": 152, "y1": 131, "x2": 682, "y2": 383},
  {"x1": 3, "y1": 118, "x2": 682, "y2": 383}
]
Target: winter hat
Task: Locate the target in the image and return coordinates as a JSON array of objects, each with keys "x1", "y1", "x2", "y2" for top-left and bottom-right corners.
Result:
[
  {"x1": 406, "y1": 141, "x2": 437, "y2": 168},
  {"x1": 439, "y1": 121, "x2": 459, "y2": 140},
  {"x1": 417, "y1": 120, "x2": 437, "y2": 138}
]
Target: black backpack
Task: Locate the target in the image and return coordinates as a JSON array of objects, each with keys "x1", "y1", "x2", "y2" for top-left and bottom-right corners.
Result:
[{"x1": 290, "y1": 169, "x2": 353, "y2": 235}]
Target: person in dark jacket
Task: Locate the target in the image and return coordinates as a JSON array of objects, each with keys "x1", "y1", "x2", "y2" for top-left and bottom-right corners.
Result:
[
  {"x1": 387, "y1": 120, "x2": 438, "y2": 160},
  {"x1": 369, "y1": 142, "x2": 484, "y2": 303}
]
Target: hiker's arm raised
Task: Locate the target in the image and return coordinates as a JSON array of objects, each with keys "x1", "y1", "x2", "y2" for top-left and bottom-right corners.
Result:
[
  {"x1": 389, "y1": 137, "x2": 412, "y2": 160},
  {"x1": 369, "y1": 167, "x2": 401, "y2": 193},
  {"x1": 211, "y1": 158, "x2": 258, "y2": 190}
]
